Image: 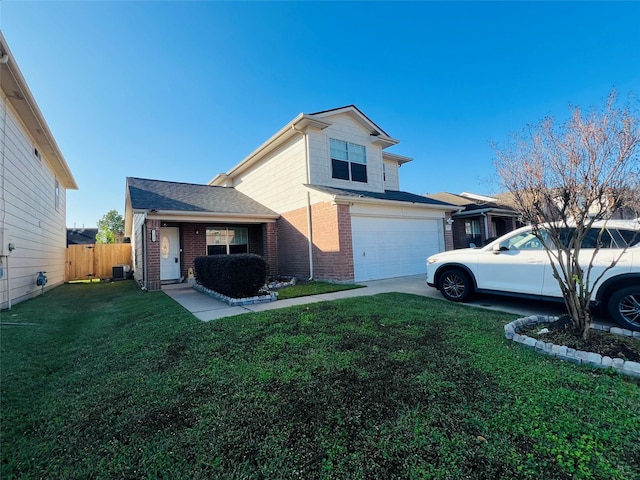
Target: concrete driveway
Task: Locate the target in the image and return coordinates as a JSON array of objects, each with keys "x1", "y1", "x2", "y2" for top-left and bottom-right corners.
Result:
[{"x1": 162, "y1": 274, "x2": 581, "y2": 323}]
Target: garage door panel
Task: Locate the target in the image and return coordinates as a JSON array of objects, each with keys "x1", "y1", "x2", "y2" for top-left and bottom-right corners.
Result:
[{"x1": 352, "y1": 217, "x2": 442, "y2": 281}]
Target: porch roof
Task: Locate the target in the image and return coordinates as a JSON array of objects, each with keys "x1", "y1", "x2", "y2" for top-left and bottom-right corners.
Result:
[{"x1": 126, "y1": 177, "x2": 279, "y2": 217}]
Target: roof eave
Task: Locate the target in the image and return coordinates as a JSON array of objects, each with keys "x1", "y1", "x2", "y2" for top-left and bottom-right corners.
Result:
[
  {"x1": 145, "y1": 210, "x2": 280, "y2": 223},
  {"x1": 329, "y1": 194, "x2": 457, "y2": 211},
  {"x1": 0, "y1": 32, "x2": 78, "y2": 190}
]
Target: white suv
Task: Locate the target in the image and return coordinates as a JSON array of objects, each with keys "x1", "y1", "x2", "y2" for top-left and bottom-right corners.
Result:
[{"x1": 426, "y1": 221, "x2": 640, "y2": 331}]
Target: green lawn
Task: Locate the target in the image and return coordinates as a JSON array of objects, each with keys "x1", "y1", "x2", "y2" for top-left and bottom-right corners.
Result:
[
  {"x1": 276, "y1": 280, "x2": 364, "y2": 299},
  {"x1": 1, "y1": 281, "x2": 639, "y2": 479}
]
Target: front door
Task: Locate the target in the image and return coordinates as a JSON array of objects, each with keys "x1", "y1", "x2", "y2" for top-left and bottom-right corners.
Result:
[{"x1": 160, "y1": 227, "x2": 181, "y2": 282}]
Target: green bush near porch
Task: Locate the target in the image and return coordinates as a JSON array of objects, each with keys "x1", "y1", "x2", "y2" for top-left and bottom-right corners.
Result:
[
  {"x1": 193, "y1": 253, "x2": 266, "y2": 298},
  {"x1": 1, "y1": 281, "x2": 639, "y2": 479}
]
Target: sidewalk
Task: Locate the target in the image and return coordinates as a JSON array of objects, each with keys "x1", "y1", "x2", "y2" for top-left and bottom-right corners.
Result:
[
  {"x1": 161, "y1": 275, "x2": 573, "y2": 322},
  {"x1": 162, "y1": 275, "x2": 433, "y2": 321}
]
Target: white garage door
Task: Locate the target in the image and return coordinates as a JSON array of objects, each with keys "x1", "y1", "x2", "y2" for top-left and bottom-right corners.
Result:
[{"x1": 352, "y1": 217, "x2": 442, "y2": 281}]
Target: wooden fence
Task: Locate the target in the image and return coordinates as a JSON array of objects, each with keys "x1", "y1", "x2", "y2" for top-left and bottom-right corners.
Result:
[{"x1": 65, "y1": 244, "x2": 132, "y2": 282}]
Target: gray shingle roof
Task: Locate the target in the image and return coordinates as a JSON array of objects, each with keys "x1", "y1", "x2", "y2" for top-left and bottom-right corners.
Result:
[
  {"x1": 127, "y1": 177, "x2": 278, "y2": 216},
  {"x1": 305, "y1": 185, "x2": 455, "y2": 207}
]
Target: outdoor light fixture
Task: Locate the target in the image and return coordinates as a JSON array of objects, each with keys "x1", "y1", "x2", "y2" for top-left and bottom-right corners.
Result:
[{"x1": 151, "y1": 229, "x2": 157, "y2": 242}]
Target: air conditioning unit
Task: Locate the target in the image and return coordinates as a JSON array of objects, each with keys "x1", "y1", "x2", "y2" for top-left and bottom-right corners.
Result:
[{"x1": 112, "y1": 264, "x2": 131, "y2": 280}]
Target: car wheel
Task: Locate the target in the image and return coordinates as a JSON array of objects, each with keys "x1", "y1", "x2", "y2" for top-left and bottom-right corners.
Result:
[
  {"x1": 438, "y1": 269, "x2": 472, "y2": 302},
  {"x1": 607, "y1": 286, "x2": 640, "y2": 332}
]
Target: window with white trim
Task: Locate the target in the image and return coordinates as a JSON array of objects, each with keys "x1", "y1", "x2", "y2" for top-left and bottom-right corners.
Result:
[
  {"x1": 206, "y1": 227, "x2": 248, "y2": 255},
  {"x1": 330, "y1": 138, "x2": 367, "y2": 183}
]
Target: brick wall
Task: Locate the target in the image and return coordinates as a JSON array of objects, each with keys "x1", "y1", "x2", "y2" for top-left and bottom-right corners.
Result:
[
  {"x1": 277, "y1": 207, "x2": 311, "y2": 278},
  {"x1": 444, "y1": 213, "x2": 454, "y2": 251},
  {"x1": 181, "y1": 223, "x2": 207, "y2": 279},
  {"x1": 311, "y1": 202, "x2": 354, "y2": 281},
  {"x1": 145, "y1": 218, "x2": 161, "y2": 291},
  {"x1": 262, "y1": 222, "x2": 278, "y2": 275},
  {"x1": 277, "y1": 202, "x2": 355, "y2": 282}
]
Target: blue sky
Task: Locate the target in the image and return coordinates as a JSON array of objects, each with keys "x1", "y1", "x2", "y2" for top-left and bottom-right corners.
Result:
[{"x1": 2, "y1": 1, "x2": 639, "y2": 228}]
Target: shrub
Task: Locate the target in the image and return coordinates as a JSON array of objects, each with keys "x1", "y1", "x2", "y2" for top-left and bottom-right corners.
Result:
[{"x1": 193, "y1": 254, "x2": 267, "y2": 298}]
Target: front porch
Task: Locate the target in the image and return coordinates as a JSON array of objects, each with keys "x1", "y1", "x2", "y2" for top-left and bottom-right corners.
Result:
[{"x1": 140, "y1": 219, "x2": 278, "y2": 291}]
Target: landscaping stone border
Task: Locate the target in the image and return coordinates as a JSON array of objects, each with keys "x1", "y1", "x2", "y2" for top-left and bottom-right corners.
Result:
[
  {"x1": 193, "y1": 284, "x2": 278, "y2": 306},
  {"x1": 505, "y1": 315, "x2": 640, "y2": 378}
]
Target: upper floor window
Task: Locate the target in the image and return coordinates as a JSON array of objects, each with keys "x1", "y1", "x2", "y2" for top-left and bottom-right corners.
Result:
[{"x1": 330, "y1": 138, "x2": 367, "y2": 183}]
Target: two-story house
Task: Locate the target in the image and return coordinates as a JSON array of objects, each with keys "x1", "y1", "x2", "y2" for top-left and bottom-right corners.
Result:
[
  {"x1": 0, "y1": 32, "x2": 78, "y2": 309},
  {"x1": 125, "y1": 106, "x2": 454, "y2": 291}
]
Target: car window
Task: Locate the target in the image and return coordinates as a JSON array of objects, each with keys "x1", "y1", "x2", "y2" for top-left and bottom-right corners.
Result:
[
  {"x1": 616, "y1": 229, "x2": 640, "y2": 247},
  {"x1": 581, "y1": 229, "x2": 614, "y2": 249},
  {"x1": 500, "y1": 231, "x2": 546, "y2": 250}
]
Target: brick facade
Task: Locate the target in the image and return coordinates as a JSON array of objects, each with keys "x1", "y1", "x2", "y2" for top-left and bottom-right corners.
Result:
[
  {"x1": 277, "y1": 202, "x2": 355, "y2": 282},
  {"x1": 443, "y1": 213, "x2": 454, "y2": 251},
  {"x1": 145, "y1": 218, "x2": 161, "y2": 291},
  {"x1": 311, "y1": 202, "x2": 354, "y2": 281},
  {"x1": 278, "y1": 207, "x2": 311, "y2": 278},
  {"x1": 143, "y1": 220, "x2": 278, "y2": 291}
]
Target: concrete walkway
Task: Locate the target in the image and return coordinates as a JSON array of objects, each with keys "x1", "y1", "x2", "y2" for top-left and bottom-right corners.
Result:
[{"x1": 161, "y1": 275, "x2": 571, "y2": 322}]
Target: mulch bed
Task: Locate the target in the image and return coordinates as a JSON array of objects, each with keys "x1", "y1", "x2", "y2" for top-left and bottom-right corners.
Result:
[{"x1": 521, "y1": 316, "x2": 640, "y2": 362}]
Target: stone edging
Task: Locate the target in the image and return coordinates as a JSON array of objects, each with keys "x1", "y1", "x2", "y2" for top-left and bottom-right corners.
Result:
[
  {"x1": 504, "y1": 316, "x2": 640, "y2": 378},
  {"x1": 193, "y1": 284, "x2": 278, "y2": 306}
]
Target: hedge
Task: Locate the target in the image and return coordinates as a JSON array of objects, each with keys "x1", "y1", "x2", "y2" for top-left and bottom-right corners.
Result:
[{"x1": 193, "y1": 254, "x2": 267, "y2": 298}]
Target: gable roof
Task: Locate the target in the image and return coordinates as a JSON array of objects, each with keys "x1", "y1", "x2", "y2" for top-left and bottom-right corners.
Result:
[
  {"x1": 306, "y1": 184, "x2": 456, "y2": 210},
  {"x1": 66, "y1": 228, "x2": 98, "y2": 245},
  {"x1": 310, "y1": 105, "x2": 392, "y2": 138},
  {"x1": 125, "y1": 177, "x2": 279, "y2": 235},
  {"x1": 210, "y1": 105, "x2": 401, "y2": 186},
  {"x1": 428, "y1": 192, "x2": 519, "y2": 217},
  {"x1": 0, "y1": 32, "x2": 78, "y2": 189},
  {"x1": 127, "y1": 177, "x2": 278, "y2": 216}
]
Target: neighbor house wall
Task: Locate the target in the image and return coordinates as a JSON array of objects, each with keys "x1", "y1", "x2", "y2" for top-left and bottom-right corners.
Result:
[
  {"x1": 131, "y1": 213, "x2": 146, "y2": 285},
  {"x1": 0, "y1": 94, "x2": 69, "y2": 309}
]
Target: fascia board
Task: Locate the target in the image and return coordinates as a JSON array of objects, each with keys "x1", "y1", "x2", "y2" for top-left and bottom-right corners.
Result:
[
  {"x1": 330, "y1": 194, "x2": 457, "y2": 211},
  {"x1": 0, "y1": 33, "x2": 78, "y2": 190},
  {"x1": 145, "y1": 210, "x2": 279, "y2": 223}
]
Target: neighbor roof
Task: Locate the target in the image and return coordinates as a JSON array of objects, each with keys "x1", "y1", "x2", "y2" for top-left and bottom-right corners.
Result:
[
  {"x1": 126, "y1": 177, "x2": 278, "y2": 216},
  {"x1": 306, "y1": 185, "x2": 456, "y2": 209}
]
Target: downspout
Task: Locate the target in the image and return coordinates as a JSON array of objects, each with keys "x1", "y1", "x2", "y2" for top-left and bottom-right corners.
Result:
[
  {"x1": 1, "y1": 90, "x2": 9, "y2": 309},
  {"x1": 142, "y1": 213, "x2": 148, "y2": 291},
  {"x1": 293, "y1": 124, "x2": 314, "y2": 280}
]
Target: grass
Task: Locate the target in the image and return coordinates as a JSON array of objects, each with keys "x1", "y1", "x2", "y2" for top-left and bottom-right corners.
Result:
[
  {"x1": 1, "y1": 281, "x2": 639, "y2": 479},
  {"x1": 276, "y1": 280, "x2": 364, "y2": 300}
]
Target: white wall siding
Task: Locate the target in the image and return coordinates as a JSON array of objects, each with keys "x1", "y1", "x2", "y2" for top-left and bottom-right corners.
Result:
[
  {"x1": 233, "y1": 135, "x2": 309, "y2": 213},
  {"x1": 0, "y1": 95, "x2": 68, "y2": 308},
  {"x1": 383, "y1": 159, "x2": 400, "y2": 191},
  {"x1": 308, "y1": 113, "x2": 385, "y2": 193},
  {"x1": 132, "y1": 213, "x2": 146, "y2": 284}
]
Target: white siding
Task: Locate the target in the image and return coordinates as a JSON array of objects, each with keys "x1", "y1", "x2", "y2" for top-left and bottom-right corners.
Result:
[
  {"x1": 0, "y1": 95, "x2": 68, "y2": 308},
  {"x1": 383, "y1": 159, "x2": 400, "y2": 191},
  {"x1": 308, "y1": 113, "x2": 385, "y2": 193},
  {"x1": 132, "y1": 213, "x2": 146, "y2": 284},
  {"x1": 233, "y1": 135, "x2": 309, "y2": 213}
]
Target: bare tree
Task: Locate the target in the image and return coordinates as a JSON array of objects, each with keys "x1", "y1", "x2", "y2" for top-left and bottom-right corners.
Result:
[{"x1": 493, "y1": 90, "x2": 640, "y2": 339}]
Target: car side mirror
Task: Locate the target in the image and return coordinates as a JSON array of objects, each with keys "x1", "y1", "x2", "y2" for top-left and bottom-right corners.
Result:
[{"x1": 492, "y1": 244, "x2": 508, "y2": 254}]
